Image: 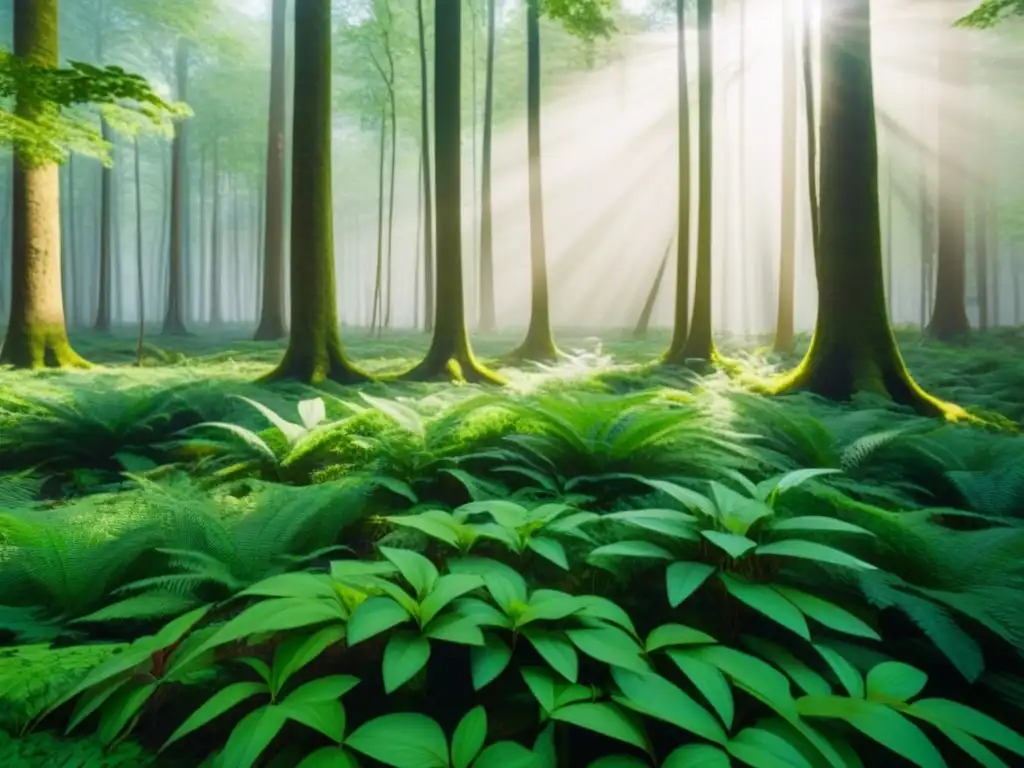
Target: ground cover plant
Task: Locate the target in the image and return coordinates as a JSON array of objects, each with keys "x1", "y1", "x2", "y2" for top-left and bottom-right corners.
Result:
[{"x1": 1, "y1": 329, "x2": 1023, "y2": 767}]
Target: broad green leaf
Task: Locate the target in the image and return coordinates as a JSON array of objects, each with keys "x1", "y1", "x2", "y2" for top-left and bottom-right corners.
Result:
[
  {"x1": 773, "y1": 586, "x2": 880, "y2": 640},
  {"x1": 638, "y1": 478, "x2": 718, "y2": 519},
  {"x1": 200, "y1": 598, "x2": 343, "y2": 656},
  {"x1": 453, "y1": 597, "x2": 511, "y2": 629},
  {"x1": 298, "y1": 398, "x2": 326, "y2": 430},
  {"x1": 741, "y1": 636, "x2": 831, "y2": 696},
  {"x1": 97, "y1": 681, "x2": 158, "y2": 745},
  {"x1": 666, "y1": 562, "x2": 716, "y2": 607},
  {"x1": 360, "y1": 393, "x2": 426, "y2": 438},
  {"x1": 452, "y1": 706, "x2": 487, "y2": 768},
  {"x1": 420, "y1": 574, "x2": 485, "y2": 625},
  {"x1": 271, "y1": 625, "x2": 347, "y2": 696},
  {"x1": 754, "y1": 540, "x2": 876, "y2": 570},
  {"x1": 528, "y1": 537, "x2": 569, "y2": 570},
  {"x1": 866, "y1": 662, "x2": 928, "y2": 703},
  {"x1": 662, "y1": 744, "x2": 730, "y2": 767},
  {"x1": 524, "y1": 629, "x2": 579, "y2": 683},
  {"x1": 383, "y1": 632, "x2": 432, "y2": 693},
  {"x1": 220, "y1": 705, "x2": 288, "y2": 768},
  {"x1": 473, "y1": 741, "x2": 542, "y2": 768},
  {"x1": 727, "y1": 726, "x2": 816, "y2": 768},
  {"x1": 521, "y1": 667, "x2": 558, "y2": 712},
  {"x1": 575, "y1": 595, "x2": 638, "y2": 637},
  {"x1": 940, "y1": 728, "x2": 1011, "y2": 768},
  {"x1": 532, "y1": 722, "x2": 556, "y2": 767},
  {"x1": 702, "y1": 530, "x2": 758, "y2": 559},
  {"x1": 471, "y1": 634, "x2": 513, "y2": 690},
  {"x1": 720, "y1": 575, "x2": 810, "y2": 639},
  {"x1": 601, "y1": 509, "x2": 699, "y2": 540},
  {"x1": 449, "y1": 557, "x2": 528, "y2": 610},
  {"x1": 238, "y1": 395, "x2": 307, "y2": 443},
  {"x1": 386, "y1": 511, "x2": 462, "y2": 549},
  {"x1": 66, "y1": 677, "x2": 132, "y2": 735},
  {"x1": 588, "y1": 541, "x2": 674, "y2": 561},
  {"x1": 666, "y1": 651, "x2": 734, "y2": 729},
  {"x1": 370, "y1": 578, "x2": 422, "y2": 616},
  {"x1": 346, "y1": 713, "x2": 449, "y2": 768},
  {"x1": 904, "y1": 698, "x2": 1024, "y2": 757},
  {"x1": 770, "y1": 516, "x2": 873, "y2": 536},
  {"x1": 646, "y1": 623, "x2": 717, "y2": 652},
  {"x1": 380, "y1": 547, "x2": 440, "y2": 597},
  {"x1": 551, "y1": 703, "x2": 649, "y2": 753},
  {"x1": 347, "y1": 597, "x2": 413, "y2": 646},
  {"x1": 237, "y1": 573, "x2": 338, "y2": 601},
  {"x1": 612, "y1": 667, "x2": 727, "y2": 744},
  {"x1": 566, "y1": 627, "x2": 650, "y2": 673},
  {"x1": 423, "y1": 613, "x2": 486, "y2": 646},
  {"x1": 520, "y1": 591, "x2": 584, "y2": 625},
  {"x1": 161, "y1": 682, "x2": 268, "y2": 750},
  {"x1": 689, "y1": 646, "x2": 797, "y2": 719},
  {"x1": 814, "y1": 643, "x2": 864, "y2": 699},
  {"x1": 457, "y1": 500, "x2": 530, "y2": 528},
  {"x1": 796, "y1": 696, "x2": 945, "y2": 768},
  {"x1": 587, "y1": 757, "x2": 649, "y2": 768},
  {"x1": 238, "y1": 658, "x2": 272, "y2": 684},
  {"x1": 762, "y1": 469, "x2": 842, "y2": 500},
  {"x1": 296, "y1": 747, "x2": 359, "y2": 768},
  {"x1": 283, "y1": 676, "x2": 361, "y2": 705},
  {"x1": 282, "y1": 699, "x2": 347, "y2": 742},
  {"x1": 331, "y1": 560, "x2": 400, "y2": 582}
]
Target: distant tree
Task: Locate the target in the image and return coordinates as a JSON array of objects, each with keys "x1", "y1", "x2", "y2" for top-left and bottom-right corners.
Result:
[
  {"x1": 773, "y1": 0, "x2": 798, "y2": 354},
  {"x1": 477, "y1": 0, "x2": 498, "y2": 333}
]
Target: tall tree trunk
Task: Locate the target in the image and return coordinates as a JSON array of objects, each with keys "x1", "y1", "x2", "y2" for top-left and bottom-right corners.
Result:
[
  {"x1": 801, "y1": 0, "x2": 819, "y2": 267},
  {"x1": 509, "y1": 0, "x2": 559, "y2": 361},
  {"x1": 478, "y1": 0, "x2": 497, "y2": 333},
  {"x1": 633, "y1": 240, "x2": 672, "y2": 339},
  {"x1": 919, "y1": 161, "x2": 934, "y2": 329},
  {"x1": 401, "y1": 0, "x2": 501, "y2": 383},
  {"x1": 162, "y1": 35, "x2": 190, "y2": 335},
  {"x1": 1, "y1": 0, "x2": 88, "y2": 368},
  {"x1": 927, "y1": 37, "x2": 970, "y2": 340},
  {"x1": 93, "y1": 125, "x2": 114, "y2": 331},
  {"x1": 371, "y1": 106, "x2": 386, "y2": 333},
  {"x1": 416, "y1": 0, "x2": 435, "y2": 332},
  {"x1": 414, "y1": 148, "x2": 423, "y2": 329},
  {"x1": 198, "y1": 144, "x2": 207, "y2": 321},
  {"x1": 66, "y1": 155, "x2": 77, "y2": 325},
  {"x1": 134, "y1": 138, "x2": 145, "y2": 365},
  {"x1": 264, "y1": 0, "x2": 366, "y2": 383},
  {"x1": 680, "y1": 0, "x2": 715, "y2": 362},
  {"x1": 885, "y1": 158, "x2": 894, "y2": 315},
  {"x1": 974, "y1": 115, "x2": 989, "y2": 331},
  {"x1": 384, "y1": 83, "x2": 397, "y2": 329},
  {"x1": 772, "y1": 0, "x2": 956, "y2": 418},
  {"x1": 773, "y1": 0, "x2": 798, "y2": 354},
  {"x1": 663, "y1": 0, "x2": 692, "y2": 364},
  {"x1": 210, "y1": 143, "x2": 222, "y2": 326},
  {"x1": 254, "y1": 0, "x2": 288, "y2": 340}
]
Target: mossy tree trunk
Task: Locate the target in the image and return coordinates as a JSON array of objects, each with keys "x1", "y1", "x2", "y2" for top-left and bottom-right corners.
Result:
[
  {"x1": 254, "y1": 0, "x2": 288, "y2": 341},
  {"x1": 415, "y1": 0, "x2": 435, "y2": 332},
  {"x1": 772, "y1": 0, "x2": 959, "y2": 419},
  {"x1": 477, "y1": 0, "x2": 497, "y2": 333},
  {"x1": 161, "y1": 35, "x2": 190, "y2": 336},
  {"x1": 662, "y1": 0, "x2": 692, "y2": 364},
  {"x1": 1, "y1": 0, "x2": 88, "y2": 369},
  {"x1": 263, "y1": 0, "x2": 368, "y2": 385},
  {"x1": 402, "y1": 0, "x2": 502, "y2": 384},
  {"x1": 773, "y1": 0, "x2": 798, "y2": 354},
  {"x1": 509, "y1": 0, "x2": 559, "y2": 363},
  {"x1": 679, "y1": 0, "x2": 716, "y2": 363}
]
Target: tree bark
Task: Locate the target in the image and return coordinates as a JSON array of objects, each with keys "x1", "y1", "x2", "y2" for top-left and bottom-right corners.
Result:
[
  {"x1": 371, "y1": 105, "x2": 386, "y2": 333},
  {"x1": 477, "y1": 0, "x2": 497, "y2": 333},
  {"x1": 264, "y1": 0, "x2": 367, "y2": 383},
  {"x1": 401, "y1": 0, "x2": 502, "y2": 384},
  {"x1": 772, "y1": 0, "x2": 959, "y2": 419},
  {"x1": 210, "y1": 143, "x2": 222, "y2": 326},
  {"x1": 633, "y1": 240, "x2": 672, "y2": 339},
  {"x1": 134, "y1": 138, "x2": 145, "y2": 365},
  {"x1": 509, "y1": 0, "x2": 559, "y2": 362},
  {"x1": 254, "y1": 0, "x2": 288, "y2": 340},
  {"x1": 773, "y1": 0, "x2": 798, "y2": 354},
  {"x1": 416, "y1": 0, "x2": 435, "y2": 332},
  {"x1": 801, "y1": 0, "x2": 820, "y2": 268},
  {"x1": 161, "y1": 35, "x2": 190, "y2": 336},
  {"x1": 1, "y1": 0, "x2": 88, "y2": 369}
]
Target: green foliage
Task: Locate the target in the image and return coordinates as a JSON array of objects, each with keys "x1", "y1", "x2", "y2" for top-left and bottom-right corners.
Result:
[
  {"x1": 542, "y1": 0, "x2": 618, "y2": 40},
  {"x1": 957, "y1": 0, "x2": 1024, "y2": 28}
]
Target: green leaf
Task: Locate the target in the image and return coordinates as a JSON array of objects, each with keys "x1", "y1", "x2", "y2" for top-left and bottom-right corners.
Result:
[
  {"x1": 220, "y1": 705, "x2": 288, "y2": 768},
  {"x1": 601, "y1": 509, "x2": 699, "y2": 540},
  {"x1": 814, "y1": 643, "x2": 864, "y2": 699},
  {"x1": 720, "y1": 575, "x2": 810, "y2": 639},
  {"x1": 386, "y1": 511, "x2": 462, "y2": 549},
  {"x1": 587, "y1": 757, "x2": 650, "y2": 768},
  {"x1": 423, "y1": 613, "x2": 487, "y2": 646},
  {"x1": 552, "y1": 702, "x2": 649, "y2": 753},
  {"x1": 769, "y1": 516, "x2": 873, "y2": 536},
  {"x1": 298, "y1": 397, "x2": 327, "y2": 429},
  {"x1": 524, "y1": 629, "x2": 579, "y2": 683},
  {"x1": 796, "y1": 696, "x2": 945, "y2": 768},
  {"x1": 646, "y1": 623, "x2": 717, "y2": 652},
  {"x1": 282, "y1": 700, "x2": 347, "y2": 742},
  {"x1": 575, "y1": 595, "x2": 638, "y2": 637},
  {"x1": 521, "y1": 667, "x2": 558, "y2": 712},
  {"x1": 532, "y1": 722, "x2": 556, "y2": 767},
  {"x1": 161, "y1": 682, "x2": 268, "y2": 750},
  {"x1": 457, "y1": 500, "x2": 530, "y2": 528},
  {"x1": 773, "y1": 586, "x2": 880, "y2": 640},
  {"x1": 420, "y1": 574, "x2": 485, "y2": 625},
  {"x1": 346, "y1": 713, "x2": 449, "y2": 768},
  {"x1": 662, "y1": 744, "x2": 730, "y2": 767},
  {"x1": 702, "y1": 530, "x2": 758, "y2": 559},
  {"x1": 666, "y1": 561, "x2": 716, "y2": 607},
  {"x1": 866, "y1": 662, "x2": 928, "y2": 703},
  {"x1": 754, "y1": 540, "x2": 876, "y2": 570},
  {"x1": 638, "y1": 478, "x2": 718, "y2": 518},
  {"x1": 566, "y1": 627, "x2": 649, "y2": 673},
  {"x1": 97, "y1": 681, "x2": 158, "y2": 745},
  {"x1": 348, "y1": 597, "x2": 413, "y2": 646},
  {"x1": 360, "y1": 393, "x2": 425, "y2": 437},
  {"x1": 380, "y1": 547, "x2": 440, "y2": 597},
  {"x1": 283, "y1": 676, "x2": 361, "y2": 705},
  {"x1": 727, "y1": 726, "x2": 816, "y2": 768},
  {"x1": 688, "y1": 646, "x2": 797, "y2": 720},
  {"x1": 471, "y1": 634, "x2": 513, "y2": 690},
  {"x1": 239, "y1": 572, "x2": 337, "y2": 601},
  {"x1": 939, "y1": 728, "x2": 1012, "y2": 768},
  {"x1": 528, "y1": 537, "x2": 570, "y2": 569},
  {"x1": 766, "y1": 468, "x2": 842, "y2": 498},
  {"x1": 520, "y1": 591, "x2": 584, "y2": 625},
  {"x1": 452, "y1": 706, "x2": 487, "y2": 768},
  {"x1": 200, "y1": 598, "x2": 343, "y2": 656},
  {"x1": 238, "y1": 395, "x2": 308, "y2": 443},
  {"x1": 473, "y1": 741, "x2": 542, "y2": 768},
  {"x1": 331, "y1": 560, "x2": 400, "y2": 582},
  {"x1": 296, "y1": 747, "x2": 359, "y2": 768},
  {"x1": 383, "y1": 632, "x2": 432, "y2": 693},
  {"x1": 588, "y1": 541, "x2": 674, "y2": 561},
  {"x1": 904, "y1": 698, "x2": 1024, "y2": 757},
  {"x1": 740, "y1": 636, "x2": 831, "y2": 696},
  {"x1": 612, "y1": 667, "x2": 727, "y2": 744},
  {"x1": 271, "y1": 625, "x2": 347, "y2": 696},
  {"x1": 450, "y1": 557, "x2": 528, "y2": 611},
  {"x1": 666, "y1": 651, "x2": 734, "y2": 729}
]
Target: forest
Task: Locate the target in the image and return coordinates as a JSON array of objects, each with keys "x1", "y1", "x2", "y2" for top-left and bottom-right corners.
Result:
[{"x1": 0, "y1": 0, "x2": 1023, "y2": 765}]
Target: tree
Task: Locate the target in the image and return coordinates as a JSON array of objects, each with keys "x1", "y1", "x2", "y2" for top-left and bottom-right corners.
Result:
[
  {"x1": 401, "y1": 0, "x2": 502, "y2": 383},
  {"x1": 958, "y1": 0, "x2": 1024, "y2": 27},
  {"x1": 477, "y1": 0, "x2": 497, "y2": 333},
  {"x1": 772, "y1": 0, "x2": 963, "y2": 420},
  {"x1": 253, "y1": 0, "x2": 288, "y2": 341},
  {"x1": 263, "y1": 0, "x2": 368, "y2": 384},
  {"x1": 415, "y1": 0, "x2": 434, "y2": 332},
  {"x1": 773, "y1": 0, "x2": 798, "y2": 354},
  {"x1": 160, "y1": 35, "x2": 190, "y2": 336}
]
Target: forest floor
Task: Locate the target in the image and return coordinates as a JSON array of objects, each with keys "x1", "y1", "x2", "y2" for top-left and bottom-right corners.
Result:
[{"x1": 1, "y1": 327, "x2": 1023, "y2": 767}]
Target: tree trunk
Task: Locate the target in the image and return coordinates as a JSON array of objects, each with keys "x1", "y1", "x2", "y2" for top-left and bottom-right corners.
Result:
[
  {"x1": 162, "y1": 35, "x2": 190, "y2": 336},
  {"x1": 401, "y1": 0, "x2": 501, "y2": 384},
  {"x1": 801, "y1": 0, "x2": 819, "y2": 268},
  {"x1": 264, "y1": 0, "x2": 367, "y2": 383},
  {"x1": 477, "y1": 0, "x2": 497, "y2": 333},
  {"x1": 885, "y1": 158, "x2": 894, "y2": 316},
  {"x1": 1, "y1": 0, "x2": 88, "y2": 369},
  {"x1": 384, "y1": 83, "x2": 397, "y2": 330},
  {"x1": 210, "y1": 143, "x2": 222, "y2": 327},
  {"x1": 509, "y1": 0, "x2": 559, "y2": 362},
  {"x1": 633, "y1": 240, "x2": 672, "y2": 339},
  {"x1": 371, "y1": 106, "x2": 386, "y2": 334},
  {"x1": 416, "y1": 0, "x2": 435, "y2": 332},
  {"x1": 134, "y1": 138, "x2": 145, "y2": 365},
  {"x1": 663, "y1": 0, "x2": 692, "y2": 364},
  {"x1": 679, "y1": 0, "x2": 715, "y2": 363},
  {"x1": 772, "y1": 0, "x2": 958, "y2": 419},
  {"x1": 254, "y1": 0, "x2": 288, "y2": 340},
  {"x1": 973, "y1": 123, "x2": 989, "y2": 331},
  {"x1": 918, "y1": 161, "x2": 934, "y2": 329},
  {"x1": 773, "y1": 0, "x2": 798, "y2": 354}
]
